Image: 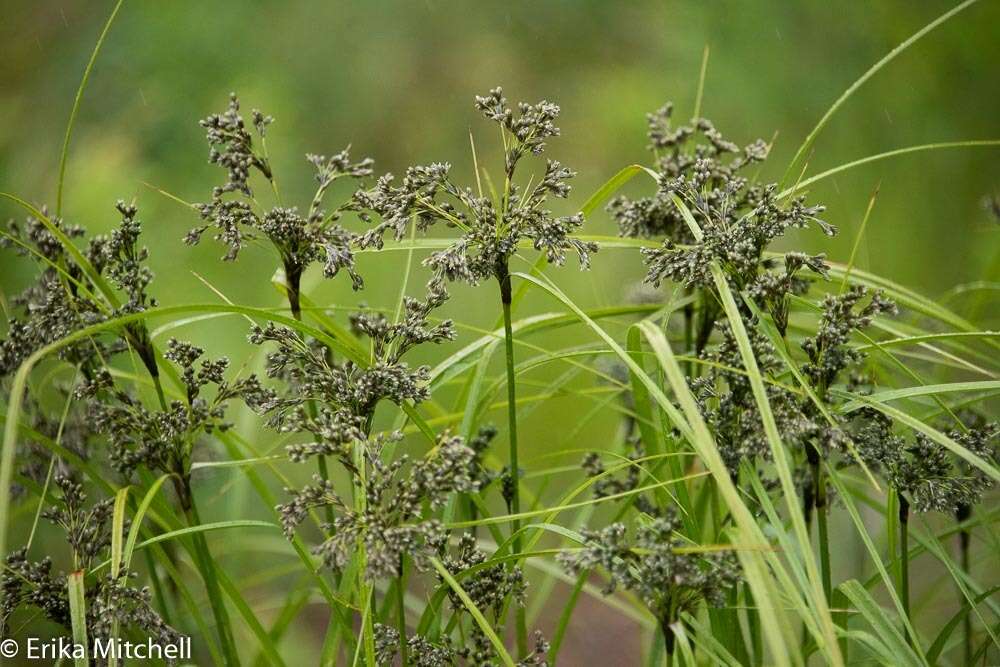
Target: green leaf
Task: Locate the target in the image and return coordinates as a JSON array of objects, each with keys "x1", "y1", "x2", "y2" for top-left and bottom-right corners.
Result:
[
  {"x1": 926, "y1": 585, "x2": 1000, "y2": 664},
  {"x1": 56, "y1": 0, "x2": 126, "y2": 215},
  {"x1": 122, "y1": 476, "x2": 170, "y2": 571},
  {"x1": 840, "y1": 580, "x2": 924, "y2": 667},
  {"x1": 781, "y1": 140, "x2": 1000, "y2": 199},
  {"x1": 579, "y1": 164, "x2": 644, "y2": 216},
  {"x1": 67, "y1": 571, "x2": 89, "y2": 667},
  {"x1": 781, "y1": 0, "x2": 981, "y2": 183},
  {"x1": 429, "y1": 556, "x2": 516, "y2": 667}
]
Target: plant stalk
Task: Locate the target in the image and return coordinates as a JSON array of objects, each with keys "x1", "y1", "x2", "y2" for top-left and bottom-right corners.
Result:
[
  {"x1": 811, "y1": 449, "x2": 832, "y2": 604},
  {"x1": 682, "y1": 289, "x2": 694, "y2": 378},
  {"x1": 397, "y1": 557, "x2": 409, "y2": 667},
  {"x1": 660, "y1": 616, "x2": 676, "y2": 664},
  {"x1": 956, "y1": 503, "x2": 972, "y2": 666},
  {"x1": 898, "y1": 493, "x2": 910, "y2": 640},
  {"x1": 498, "y1": 264, "x2": 528, "y2": 656},
  {"x1": 182, "y1": 486, "x2": 239, "y2": 665}
]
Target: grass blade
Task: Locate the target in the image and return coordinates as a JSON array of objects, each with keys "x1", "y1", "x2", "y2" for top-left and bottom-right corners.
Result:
[
  {"x1": 56, "y1": 0, "x2": 126, "y2": 216},
  {"x1": 67, "y1": 571, "x2": 89, "y2": 666},
  {"x1": 429, "y1": 556, "x2": 516, "y2": 667},
  {"x1": 782, "y1": 0, "x2": 981, "y2": 183}
]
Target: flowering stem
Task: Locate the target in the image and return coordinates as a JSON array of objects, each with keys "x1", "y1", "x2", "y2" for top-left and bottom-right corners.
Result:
[
  {"x1": 397, "y1": 557, "x2": 409, "y2": 666},
  {"x1": 283, "y1": 271, "x2": 336, "y2": 528},
  {"x1": 956, "y1": 503, "x2": 972, "y2": 665},
  {"x1": 682, "y1": 293, "x2": 694, "y2": 377},
  {"x1": 129, "y1": 328, "x2": 168, "y2": 411},
  {"x1": 811, "y1": 451, "x2": 832, "y2": 604},
  {"x1": 284, "y1": 261, "x2": 303, "y2": 321},
  {"x1": 660, "y1": 615, "x2": 676, "y2": 661},
  {"x1": 184, "y1": 492, "x2": 239, "y2": 665},
  {"x1": 498, "y1": 264, "x2": 528, "y2": 656},
  {"x1": 898, "y1": 493, "x2": 911, "y2": 640}
]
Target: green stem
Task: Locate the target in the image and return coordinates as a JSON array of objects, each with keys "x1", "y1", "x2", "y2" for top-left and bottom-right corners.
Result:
[
  {"x1": 956, "y1": 503, "x2": 972, "y2": 666},
  {"x1": 660, "y1": 615, "x2": 676, "y2": 663},
  {"x1": 143, "y1": 548, "x2": 173, "y2": 625},
  {"x1": 285, "y1": 276, "x2": 336, "y2": 528},
  {"x1": 397, "y1": 558, "x2": 409, "y2": 667},
  {"x1": 498, "y1": 266, "x2": 528, "y2": 656},
  {"x1": 898, "y1": 494, "x2": 911, "y2": 640},
  {"x1": 185, "y1": 494, "x2": 240, "y2": 665},
  {"x1": 682, "y1": 291, "x2": 694, "y2": 378},
  {"x1": 150, "y1": 371, "x2": 168, "y2": 411},
  {"x1": 813, "y1": 456, "x2": 832, "y2": 604}
]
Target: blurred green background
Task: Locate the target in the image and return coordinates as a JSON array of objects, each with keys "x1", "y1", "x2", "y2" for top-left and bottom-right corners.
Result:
[
  {"x1": 2, "y1": 1, "x2": 998, "y2": 662},
  {"x1": 3, "y1": 0, "x2": 998, "y2": 300}
]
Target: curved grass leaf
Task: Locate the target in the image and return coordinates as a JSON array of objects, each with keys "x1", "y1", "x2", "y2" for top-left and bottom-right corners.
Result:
[
  {"x1": 782, "y1": 0, "x2": 981, "y2": 183},
  {"x1": 429, "y1": 556, "x2": 516, "y2": 667}
]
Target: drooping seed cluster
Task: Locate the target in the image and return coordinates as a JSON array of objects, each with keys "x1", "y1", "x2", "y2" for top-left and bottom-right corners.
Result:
[
  {"x1": 12, "y1": 392, "x2": 94, "y2": 499},
  {"x1": 0, "y1": 202, "x2": 162, "y2": 379},
  {"x1": 248, "y1": 283, "x2": 454, "y2": 464},
  {"x1": 40, "y1": 476, "x2": 116, "y2": 570},
  {"x1": 801, "y1": 285, "x2": 898, "y2": 392},
  {"x1": 854, "y1": 411, "x2": 998, "y2": 513},
  {"x1": 374, "y1": 623, "x2": 460, "y2": 666}
]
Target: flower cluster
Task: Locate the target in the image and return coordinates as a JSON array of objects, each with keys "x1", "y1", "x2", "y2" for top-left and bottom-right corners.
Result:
[
  {"x1": 249, "y1": 283, "x2": 454, "y2": 460},
  {"x1": 582, "y1": 446, "x2": 642, "y2": 500},
  {"x1": 374, "y1": 624, "x2": 460, "y2": 667},
  {"x1": 855, "y1": 411, "x2": 997, "y2": 514},
  {"x1": 40, "y1": 476, "x2": 116, "y2": 570},
  {"x1": 1, "y1": 481, "x2": 179, "y2": 663},
  {"x1": 441, "y1": 533, "x2": 526, "y2": 619},
  {"x1": 559, "y1": 507, "x2": 739, "y2": 648},
  {"x1": 353, "y1": 87, "x2": 597, "y2": 293},
  {"x1": 0, "y1": 201, "x2": 163, "y2": 379},
  {"x1": 801, "y1": 285, "x2": 898, "y2": 393},
  {"x1": 80, "y1": 340, "x2": 274, "y2": 507},
  {"x1": 639, "y1": 188, "x2": 830, "y2": 294},
  {"x1": 187, "y1": 94, "x2": 372, "y2": 316},
  {"x1": 609, "y1": 102, "x2": 771, "y2": 241},
  {"x1": 277, "y1": 432, "x2": 479, "y2": 579},
  {"x1": 612, "y1": 103, "x2": 836, "y2": 363}
]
